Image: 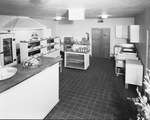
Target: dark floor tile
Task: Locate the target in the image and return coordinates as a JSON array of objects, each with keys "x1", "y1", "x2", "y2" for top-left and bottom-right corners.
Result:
[
  {"x1": 60, "y1": 113, "x2": 69, "y2": 119},
  {"x1": 72, "y1": 106, "x2": 80, "y2": 111},
  {"x1": 78, "y1": 108, "x2": 86, "y2": 113},
  {"x1": 45, "y1": 57, "x2": 137, "y2": 120},
  {"x1": 86, "y1": 105, "x2": 94, "y2": 110},
  {"x1": 64, "y1": 109, "x2": 71, "y2": 114},
  {"x1": 70, "y1": 110, "x2": 77, "y2": 116},
  {"x1": 54, "y1": 111, "x2": 63, "y2": 117},
  {"x1": 82, "y1": 114, "x2": 90, "y2": 119},
  {"x1": 67, "y1": 115, "x2": 75, "y2": 119},
  {"x1": 80, "y1": 104, "x2": 87, "y2": 109},
  {"x1": 84, "y1": 110, "x2": 92, "y2": 115},
  {"x1": 75, "y1": 112, "x2": 84, "y2": 118}
]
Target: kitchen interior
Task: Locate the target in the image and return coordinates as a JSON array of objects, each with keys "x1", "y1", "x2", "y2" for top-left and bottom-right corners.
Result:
[{"x1": 0, "y1": 0, "x2": 150, "y2": 119}]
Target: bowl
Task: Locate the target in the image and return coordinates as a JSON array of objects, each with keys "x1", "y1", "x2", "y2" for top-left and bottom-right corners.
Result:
[{"x1": 0, "y1": 67, "x2": 17, "y2": 81}]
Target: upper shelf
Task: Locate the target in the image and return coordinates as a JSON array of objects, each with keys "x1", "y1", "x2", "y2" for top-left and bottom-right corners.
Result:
[
  {"x1": 73, "y1": 43, "x2": 90, "y2": 45},
  {"x1": 20, "y1": 37, "x2": 60, "y2": 43}
]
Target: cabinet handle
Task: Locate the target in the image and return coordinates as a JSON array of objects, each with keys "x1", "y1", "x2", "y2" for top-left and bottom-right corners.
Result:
[
  {"x1": 14, "y1": 59, "x2": 17, "y2": 61},
  {"x1": 0, "y1": 52, "x2": 3, "y2": 54}
]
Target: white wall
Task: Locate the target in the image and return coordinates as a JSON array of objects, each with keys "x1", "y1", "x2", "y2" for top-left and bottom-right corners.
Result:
[
  {"x1": 55, "y1": 18, "x2": 135, "y2": 56},
  {"x1": 31, "y1": 17, "x2": 56, "y2": 36}
]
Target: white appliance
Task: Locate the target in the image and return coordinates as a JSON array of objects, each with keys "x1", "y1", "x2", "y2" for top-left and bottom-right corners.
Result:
[{"x1": 0, "y1": 33, "x2": 17, "y2": 67}]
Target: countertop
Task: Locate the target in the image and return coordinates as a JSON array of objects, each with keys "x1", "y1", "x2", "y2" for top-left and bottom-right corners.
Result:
[
  {"x1": 64, "y1": 50, "x2": 90, "y2": 54},
  {"x1": 0, "y1": 56, "x2": 59, "y2": 93}
]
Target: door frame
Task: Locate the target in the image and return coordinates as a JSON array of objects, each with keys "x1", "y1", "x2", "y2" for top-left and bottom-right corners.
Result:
[{"x1": 146, "y1": 29, "x2": 150, "y2": 72}]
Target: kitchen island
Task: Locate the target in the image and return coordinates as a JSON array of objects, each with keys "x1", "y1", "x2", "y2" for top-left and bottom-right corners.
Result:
[
  {"x1": 0, "y1": 57, "x2": 59, "y2": 119},
  {"x1": 64, "y1": 51, "x2": 90, "y2": 70}
]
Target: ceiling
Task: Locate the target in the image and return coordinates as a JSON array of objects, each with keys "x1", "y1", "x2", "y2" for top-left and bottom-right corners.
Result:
[{"x1": 0, "y1": 0, "x2": 150, "y2": 20}]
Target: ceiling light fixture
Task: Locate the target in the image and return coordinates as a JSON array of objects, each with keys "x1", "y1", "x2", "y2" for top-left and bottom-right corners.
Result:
[
  {"x1": 101, "y1": 14, "x2": 108, "y2": 19},
  {"x1": 55, "y1": 16, "x2": 62, "y2": 21}
]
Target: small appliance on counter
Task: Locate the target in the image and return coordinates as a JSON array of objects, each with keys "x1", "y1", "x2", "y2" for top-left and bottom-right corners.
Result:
[
  {"x1": 114, "y1": 44, "x2": 136, "y2": 56},
  {"x1": 121, "y1": 44, "x2": 136, "y2": 53},
  {"x1": 64, "y1": 37, "x2": 74, "y2": 51}
]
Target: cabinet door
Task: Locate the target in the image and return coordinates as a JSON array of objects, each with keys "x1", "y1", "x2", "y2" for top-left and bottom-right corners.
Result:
[
  {"x1": 129, "y1": 25, "x2": 139, "y2": 43},
  {"x1": 116, "y1": 25, "x2": 128, "y2": 39},
  {"x1": 122, "y1": 25, "x2": 128, "y2": 39},
  {"x1": 116, "y1": 25, "x2": 123, "y2": 38},
  {"x1": 125, "y1": 60, "x2": 143, "y2": 86}
]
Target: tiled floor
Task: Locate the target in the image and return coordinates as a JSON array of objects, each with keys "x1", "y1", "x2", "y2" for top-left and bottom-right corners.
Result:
[{"x1": 45, "y1": 57, "x2": 137, "y2": 120}]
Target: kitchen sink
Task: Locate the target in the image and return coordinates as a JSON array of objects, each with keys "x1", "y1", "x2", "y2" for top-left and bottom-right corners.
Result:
[{"x1": 0, "y1": 67, "x2": 17, "y2": 81}]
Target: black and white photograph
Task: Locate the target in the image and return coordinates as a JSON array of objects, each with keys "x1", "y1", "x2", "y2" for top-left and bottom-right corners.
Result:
[{"x1": 0, "y1": 0, "x2": 150, "y2": 119}]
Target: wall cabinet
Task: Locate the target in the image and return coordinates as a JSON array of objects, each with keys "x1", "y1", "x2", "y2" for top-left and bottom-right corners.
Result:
[
  {"x1": 20, "y1": 37, "x2": 60, "y2": 62},
  {"x1": 116, "y1": 25, "x2": 128, "y2": 39},
  {"x1": 64, "y1": 51, "x2": 90, "y2": 70},
  {"x1": 128, "y1": 25, "x2": 139, "y2": 43}
]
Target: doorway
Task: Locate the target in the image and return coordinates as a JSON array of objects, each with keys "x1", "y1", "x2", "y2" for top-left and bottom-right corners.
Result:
[{"x1": 92, "y1": 28, "x2": 110, "y2": 58}]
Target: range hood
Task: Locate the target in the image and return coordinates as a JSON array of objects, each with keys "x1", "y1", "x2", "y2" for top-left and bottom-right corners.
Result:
[{"x1": 2, "y1": 17, "x2": 47, "y2": 30}]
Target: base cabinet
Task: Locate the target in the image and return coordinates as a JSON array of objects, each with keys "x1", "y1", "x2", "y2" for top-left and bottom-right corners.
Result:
[
  {"x1": 64, "y1": 51, "x2": 90, "y2": 70},
  {"x1": 125, "y1": 59, "x2": 143, "y2": 88},
  {"x1": 0, "y1": 63, "x2": 59, "y2": 119}
]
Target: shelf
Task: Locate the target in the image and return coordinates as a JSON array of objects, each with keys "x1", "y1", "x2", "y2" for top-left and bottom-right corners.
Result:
[
  {"x1": 20, "y1": 37, "x2": 59, "y2": 44},
  {"x1": 66, "y1": 62, "x2": 84, "y2": 69},
  {"x1": 73, "y1": 43, "x2": 90, "y2": 45},
  {"x1": 66, "y1": 55, "x2": 84, "y2": 61},
  {"x1": 64, "y1": 51, "x2": 90, "y2": 70},
  {"x1": 47, "y1": 42, "x2": 59, "y2": 47},
  {"x1": 28, "y1": 46, "x2": 46, "y2": 53},
  {"x1": 67, "y1": 59, "x2": 84, "y2": 63},
  {"x1": 115, "y1": 67, "x2": 125, "y2": 76},
  {"x1": 20, "y1": 36, "x2": 60, "y2": 63}
]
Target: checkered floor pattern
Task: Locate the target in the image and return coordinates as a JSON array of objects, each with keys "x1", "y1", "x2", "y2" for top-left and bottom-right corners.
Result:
[{"x1": 44, "y1": 57, "x2": 137, "y2": 120}]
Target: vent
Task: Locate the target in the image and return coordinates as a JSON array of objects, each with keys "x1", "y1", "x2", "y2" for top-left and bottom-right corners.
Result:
[{"x1": 68, "y1": 8, "x2": 85, "y2": 20}]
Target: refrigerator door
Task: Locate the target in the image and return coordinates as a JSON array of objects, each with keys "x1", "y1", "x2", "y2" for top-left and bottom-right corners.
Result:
[{"x1": 0, "y1": 33, "x2": 17, "y2": 67}]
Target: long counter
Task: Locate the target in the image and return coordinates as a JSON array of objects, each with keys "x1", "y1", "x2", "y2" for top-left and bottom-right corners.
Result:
[
  {"x1": 0, "y1": 56, "x2": 59, "y2": 93},
  {"x1": 0, "y1": 56, "x2": 59, "y2": 119}
]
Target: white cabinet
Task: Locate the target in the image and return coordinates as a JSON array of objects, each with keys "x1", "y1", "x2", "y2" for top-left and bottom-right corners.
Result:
[
  {"x1": 64, "y1": 51, "x2": 90, "y2": 70},
  {"x1": 128, "y1": 25, "x2": 139, "y2": 43},
  {"x1": 125, "y1": 59, "x2": 143, "y2": 89},
  {"x1": 116, "y1": 25, "x2": 128, "y2": 39},
  {"x1": 0, "y1": 63, "x2": 59, "y2": 119},
  {"x1": 116, "y1": 25, "x2": 123, "y2": 38},
  {"x1": 20, "y1": 37, "x2": 60, "y2": 62}
]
